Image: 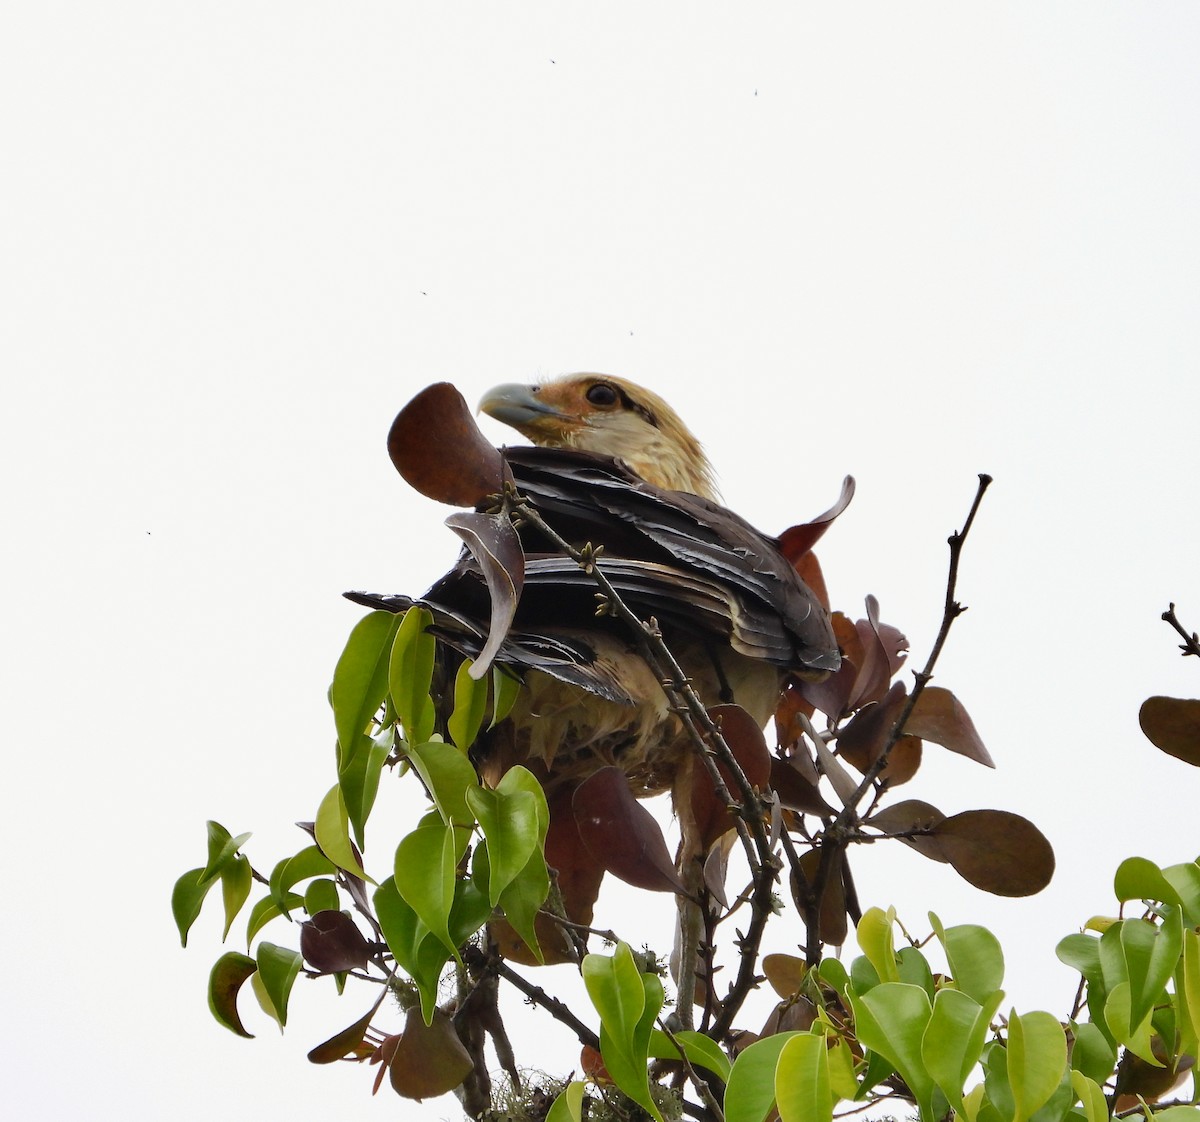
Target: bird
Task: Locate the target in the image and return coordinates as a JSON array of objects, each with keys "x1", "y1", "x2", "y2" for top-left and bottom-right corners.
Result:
[
  {"x1": 348, "y1": 373, "x2": 842, "y2": 797},
  {"x1": 347, "y1": 374, "x2": 845, "y2": 1006}
]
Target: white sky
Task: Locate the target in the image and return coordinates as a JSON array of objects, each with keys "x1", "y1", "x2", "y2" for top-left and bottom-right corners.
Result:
[{"x1": 4, "y1": 4, "x2": 1200, "y2": 1120}]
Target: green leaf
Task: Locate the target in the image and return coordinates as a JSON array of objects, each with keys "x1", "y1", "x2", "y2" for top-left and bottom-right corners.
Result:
[
  {"x1": 1162, "y1": 861, "x2": 1200, "y2": 927},
  {"x1": 466, "y1": 785, "x2": 541, "y2": 907},
  {"x1": 207, "y1": 951, "x2": 257, "y2": 1038},
  {"x1": 338, "y1": 728, "x2": 392, "y2": 850},
  {"x1": 496, "y1": 765, "x2": 550, "y2": 840},
  {"x1": 776, "y1": 1032, "x2": 833, "y2": 1122},
  {"x1": 314, "y1": 784, "x2": 372, "y2": 882},
  {"x1": 374, "y1": 877, "x2": 451, "y2": 1024},
  {"x1": 1176, "y1": 928, "x2": 1200, "y2": 1057},
  {"x1": 648, "y1": 1029, "x2": 732, "y2": 1082},
  {"x1": 201, "y1": 821, "x2": 252, "y2": 885},
  {"x1": 490, "y1": 666, "x2": 522, "y2": 728},
  {"x1": 930, "y1": 913, "x2": 1005, "y2": 1004},
  {"x1": 219, "y1": 855, "x2": 253, "y2": 941},
  {"x1": 725, "y1": 1032, "x2": 801, "y2": 1122},
  {"x1": 1104, "y1": 980, "x2": 1159, "y2": 1064},
  {"x1": 407, "y1": 739, "x2": 478, "y2": 826},
  {"x1": 448, "y1": 659, "x2": 489, "y2": 750},
  {"x1": 389, "y1": 607, "x2": 436, "y2": 744},
  {"x1": 394, "y1": 822, "x2": 459, "y2": 955},
  {"x1": 851, "y1": 983, "x2": 936, "y2": 1121},
  {"x1": 496, "y1": 843, "x2": 550, "y2": 961},
  {"x1": 582, "y1": 942, "x2": 664, "y2": 1122},
  {"x1": 1119, "y1": 911, "x2": 1182, "y2": 1031},
  {"x1": 545, "y1": 1080, "x2": 586, "y2": 1122},
  {"x1": 254, "y1": 942, "x2": 303, "y2": 1029},
  {"x1": 856, "y1": 906, "x2": 900, "y2": 984},
  {"x1": 330, "y1": 610, "x2": 401, "y2": 764},
  {"x1": 923, "y1": 988, "x2": 1005, "y2": 1114},
  {"x1": 244, "y1": 891, "x2": 304, "y2": 946},
  {"x1": 304, "y1": 878, "x2": 340, "y2": 917},
  {"x1": 897, "y1": 945, "x2": 935, "y2": 996},
  {"x1": 172, "y1": 867, "x2": 213, "y2": 947},
  {"x1": 268, "y1": 845, "x2": 336, "y2": 915},
  {"x1": 1114, "y1": 856, "x2": 1181, "y2": 906},
  {"x1": 1069, "y1": 1070, "x2": 1107, "y2": 1122},
  {"x1": 1068, "y1": 1021, "x2": 1117, "y2": 1085},
  {"x1": 1008, "y1": 1010, "x2": 1068, "y2": 1122}
]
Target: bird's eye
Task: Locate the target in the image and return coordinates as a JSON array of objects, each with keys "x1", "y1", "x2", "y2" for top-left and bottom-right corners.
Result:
[{"x1": 585, "y1": 383, "x2": 619, "y2": 407}]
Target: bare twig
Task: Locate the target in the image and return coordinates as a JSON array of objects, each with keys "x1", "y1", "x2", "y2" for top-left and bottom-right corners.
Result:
[
  {"x1": 1162, "y1": 603, "x2": 1200, "y2": 659},
  {"x1": 463, "y1": 944, "x2": 600, "y2": 1052},
  {"x1": 804, "y1": 474, "x2": 992, "y2": 963}
]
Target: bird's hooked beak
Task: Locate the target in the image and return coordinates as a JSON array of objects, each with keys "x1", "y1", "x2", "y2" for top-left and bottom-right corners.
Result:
[{"x1": 479, "y1": 383, "x2": 575, "y2": 437}]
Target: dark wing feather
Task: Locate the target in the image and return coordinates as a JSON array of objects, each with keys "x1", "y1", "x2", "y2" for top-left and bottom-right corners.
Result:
[{"x1": 346, "y1": 445, "x2": 839, "y2": 701}]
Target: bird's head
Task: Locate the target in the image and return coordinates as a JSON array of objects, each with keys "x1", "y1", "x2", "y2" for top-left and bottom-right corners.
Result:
[{"x1": 479, "y1": 373, "x2": 717, "y2": 500}]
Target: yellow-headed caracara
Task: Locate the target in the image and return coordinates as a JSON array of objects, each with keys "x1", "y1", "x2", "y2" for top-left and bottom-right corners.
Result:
[
  {"x1": 350, "y1": 372, "x2": 844, "y2": 988},
  {"x1": 349, "y1": 373, "x2": 842, "y2": 796}
]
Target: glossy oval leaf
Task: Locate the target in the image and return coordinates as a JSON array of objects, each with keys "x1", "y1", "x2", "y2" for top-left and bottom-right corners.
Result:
[
  {"x1": 851, "y1": 983, "x2": 936, "y2": 1120},
  {"x1": 299, "y1": 910, "x2": 372, "y2": 974},
  {"x1": 466, "y1": 785, "x2": 541, "y2": 906},
  {"x1": 393, "y1": 823, "x2": 458, "y2": 955},
  {"x1": 388, "y1": 1005, "x2": 474, "y2": 1100},
  {"x1": 172, "y1": 867, "x2": 213, "y2": 947},
  {"x1": 1114, "y1": 856, "x2": 1181, "y2": 906},
  {"x1": 330, "y1": 611, "x2": 401, "y2": 763},
  {"x1": 857, "y1": 906, "x2": 900, "y2": 984},
  {"x1": 1139, "y1": 696, "x2": 1200, "y2": 766},
  {"x1": 314, "y1": 784, "x2": 372, "y2": 882},
  {"x1": 389, "y1": 607, "x2": 436, "y2": 745},
  {"x1": 928, "y1": 810, "x2": 1054, "y2": 896},
  {"x1": 923, "y1": 988, "x2": 1005, "y2": 1113},
  {"x1": 208, "y1": 951, "x2": 257, "y2": 1038},
  {"x1": 905, "y1": 686, "x2": 995, "y2": 767},
  {"x1": 255, "y1": 942, "x2": 303, "y2": 1029},
  {"x1": 448, "y1": 658, "x2": 489, "y2": 750},
  {"x1": 386, "y1": 382, "x2": 507, "y2": 507},
  {"x1": 725, "y1": 1032, "x2": 802, "y2": 1122},
  {"x1": 647, "y1": 1028, "x2": 732, "y2": 1083},
  {"x1": 930, "y1": 914, "x2": 1005, "y2": 1003},
  {"x1": 776, "y1": 1032, "x2": 833, "y2": 1122},
  {"x1": 545, "y1": 1080, "x2": 586, "y2": 1122},
  {"x1": 1008, "y1": 1010, "x2": 1068, "y2": 1122},
  {"x1": 573, "y1": 767, "x2": 686, "y2": 894},
  {"x1": 219, "y1": 855, "x2": 253, "y2": 941},
  {"x1": 408, "y1": 740, "x2": 478, "y2": 826}
]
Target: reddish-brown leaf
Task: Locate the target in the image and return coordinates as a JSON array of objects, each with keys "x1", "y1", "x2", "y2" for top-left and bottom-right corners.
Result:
[
  {"x1": 489, "y1": 912, "x2": 575, "y2": 966},
  {"x1": 581, "y1": 1044, "x2": 611, "y2": 1083},
  {"x1": 794, "y1": 849, "x2": 848, "y2": 946},
  {"x1": 762, "y1": 953, "x2": 808, "y2": 998},
  {"x1": 1139, "y1": 696, "x2": 1200, "y2": 767},
  {"x1": 837, "y1": 682, "x2": 907, "y2": 773},
  {"x1": 797, "y1": 612, "x2": 864, "y2": 721},
  {"x1": 387, "y1": 383, "x2": 508, "y2": 507},
  {"x1": 573, "y1": 768, "x2": 686, "y2": 894},
  {"x1": 905, "y1": 687, "x2": 995, "y2": 768},
  {"x1": 371, "y1": 1034, "x2": 401, "y2": 1095},
  {"x1": 389, "y1": 1007, "x2": 474, "y2": 1100},
  {"x1": 776, "y1": 476, "x2": 856, "y2": 563},
  {"x1": 760, "y1": 996, "x2": 818, "y2": 1037},
  {"x1": 544, "y1": 784, "x2": 605, "y2": 927},
  {"x1": 847, "y1": 597, "x2": 908, "y2": 711},
  {"x1": 689, "y1": 705, "x2": 773, "y2": 850},
  {"x1": 299, "y1": 910, "x2": 372, "y2": 974},
  {"x1": 865, "y1": 799, "x2": 947, "y2": 862},
  {"x1": 775, "y1": 678, "x2": 815, "y2": 742},
  {"x1": 769, "y1": 757, "x2": 835, "y2": 817},
  {"x1": 308, "y1": 993, "x2": 386, "y2": 1064},
  {"x1": 444, "y1": 510, "x2": 525, "y2": 676},
  {"x1": 927, "y1": 810, "x2": 1055, "y2": 897}
]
